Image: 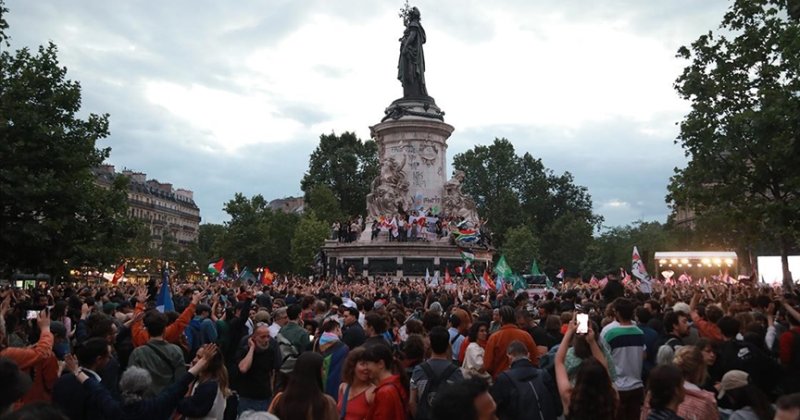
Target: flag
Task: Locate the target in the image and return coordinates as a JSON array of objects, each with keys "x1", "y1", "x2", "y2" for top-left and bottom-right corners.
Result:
[
  {"x1": 261, "y1": 267, "x2": 274, "y2": 285},
  {"x1": 111, "y1": 262, "x2": 125, "y2": 285},
  {"x1": 208, "y1": 258, "x2": 224, "y2": 275},
  {"x1": 589, "y1": 275, "x2": 599, "y2": 287},
  {"x1": 460, "y1": 250, "x2": 475, "y2": 263},
  {"x1": 556, "y1": 268, "x2": 565, "y2": 279},
  {"x1": 511, "y1": 274, "x2": 527, "y2": 291},
  {"x1": 631, "y1": 246, "x2": 652, "y2": 293},
  {"x1": 233, "y1": 263, "x2": 240, "y2": 278},
  {"x1": 425, "y1": 268, "x2": 437, "y2": 287},
  {"x1": 494, "y1": 255, "x2": 513, "y2": 291},
  {"x1": 496, "y1": 272, "x2": 505, "y2": 292},
  {"x1": 156, "y1": 266, "x2": 174, "y2": 313},
  {"x1": 481, "y1": 270, "x2": 496, "y2": 291},
  {"x1": 530, "y1": 260, "x2": 543, "y2": 276},
  {"x1": 445, "y1": 267, "x2": 452, "y2": 284},
  {"x1": 240, "y1": 267, "x2": 255, "y2": 282},
  {"x1": 599, "y1": 276, "x2": 608, "y2": 287},
  {"x1": 432, "y1": 270, "x2": 440, "y2": 286},
  {"x1": 455, "y1": 266, "x2": 463, "y2": 275}
]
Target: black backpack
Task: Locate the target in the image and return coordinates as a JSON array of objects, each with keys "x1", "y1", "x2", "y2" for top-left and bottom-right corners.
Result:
[{"x1": 416, "y1": 362, "x2": 458, "y2": 420}]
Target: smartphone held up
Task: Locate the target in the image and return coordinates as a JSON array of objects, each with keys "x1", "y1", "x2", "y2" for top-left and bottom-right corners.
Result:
[{"x1": 577, "y1": 313, "x2": 589, "y2": 335}]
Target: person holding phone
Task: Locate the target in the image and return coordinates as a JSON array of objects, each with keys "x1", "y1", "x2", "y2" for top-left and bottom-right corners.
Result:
[{"x1": 0, "y1": 302, "x2": 52, "y2": 375}]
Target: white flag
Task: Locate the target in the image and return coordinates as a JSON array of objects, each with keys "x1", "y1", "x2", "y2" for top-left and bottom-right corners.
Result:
[{"x1": 632, "y1": 246, "x2": 652, "y2": 293}]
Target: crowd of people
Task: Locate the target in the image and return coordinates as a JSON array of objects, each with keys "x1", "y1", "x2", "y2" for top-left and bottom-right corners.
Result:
[{"x1": 0, "y1": 271, "x2": 799, "y2": 420}]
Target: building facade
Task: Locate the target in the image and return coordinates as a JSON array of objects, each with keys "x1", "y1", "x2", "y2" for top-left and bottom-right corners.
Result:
[{"x1": 95, "y1": 165, "x2": 201, "y2": 248}]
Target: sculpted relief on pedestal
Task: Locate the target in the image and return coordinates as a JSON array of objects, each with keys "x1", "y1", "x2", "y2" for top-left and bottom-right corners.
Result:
[
  {"x1": 443, "y1": 170, "x2": 479, "y2": 223},
  {"x1": 366, "y1": 156, "x2": 411, "y2": 218}
]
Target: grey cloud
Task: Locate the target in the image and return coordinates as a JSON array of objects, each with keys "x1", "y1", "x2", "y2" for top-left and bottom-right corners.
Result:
[{"x1": 450, "y1": 117, "x2": 686, "y2": 227}]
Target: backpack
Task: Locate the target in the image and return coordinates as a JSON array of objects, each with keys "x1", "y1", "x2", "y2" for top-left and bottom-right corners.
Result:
[
  {"x1": 185, "y1": 318, "x2": 206, "y2": 359},
  {"x1": 276, "y1": 332, "x2": 299, "y2": 374},
  {"x1": 416, "y1": 362, "x2": 458, "y2": 420}
]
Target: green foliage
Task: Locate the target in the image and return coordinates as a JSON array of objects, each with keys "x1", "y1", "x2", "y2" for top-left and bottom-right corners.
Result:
[
  {"x1": 583, "y1": 221, "x2": 679, "y2": 275},
  {"x1": 290, "y1": 213, "x2": 329, "y2": 274},
  {"x1": 301, "y1": 132, "x2": 379, "y2": 218},
  {"x1": 215, "y1": 193, "x2": 299, "y2": 273},
  {"x1": 668, "y1": 0, "x2": 800, "y2": 285},
  {"x1": 453, "y1": 138, "x2": 602, "y2": 273},
  {"x1": 304, "y1": 184, "x2": 342, "y2": 225},
  {"x1": 197, "y1": 223, "x2": 226, "y2": 262},
  {"x1": 0, "y1": 26, "x2": 138, "y2": 276},
  {"x1": 500, "y1": 225, "x2": 540, "y2": 273}
]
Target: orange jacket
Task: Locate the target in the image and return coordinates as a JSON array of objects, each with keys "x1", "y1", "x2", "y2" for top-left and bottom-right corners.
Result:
[
  {"x1": 484, "y1": 324, "x2": 539, "y2": 379},
  {"x1": 131, "y1": 302, "x2": 196, "y2": 347},
  {"x1": 0, "y1": 329, "x2": 53, "y2": 370},
  {"x1": 691, "y1": 312, "x2": 723, "y2": 341},
  {"x1": 18, "y1": 353, "x2": 59, "y2": 406}
]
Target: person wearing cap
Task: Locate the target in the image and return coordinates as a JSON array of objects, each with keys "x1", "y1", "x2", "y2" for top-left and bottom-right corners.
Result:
[
  {"x1": 717, "y1": 370, "x2": 774, "y2": 420},
  {"x1": 0, "y1": 357, "x2": 32, "y2": 416}
]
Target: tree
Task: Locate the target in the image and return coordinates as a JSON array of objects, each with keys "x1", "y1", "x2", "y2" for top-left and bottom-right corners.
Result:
[
  {"x1": 217, "y1": 193, "x2": 299, "y2": 273},
  {"x1": 584, "y1": 221, "x2": 679, "y2": 275},
  {"x1": 500, "y1": 225, "x2": 540, "y2": 273},
  {"x1": 667, "y1": 0, "x2": 800, "y2": 288},
  {"x1": 453, "y1": 138, "x2": 602, "y2": 273},
  {"x1": 304, "y1": 184, "x2": 342, "y2": 225},
  {"x1": 301, "y1": 132, "x2": 379, "y2": 218},
  {"x1": 290, "y1": 213, "x2": 329, "y2": 275},
  {"x1": 0, "y1": 3, "x2": 138, "y2": 276},
  {"x1": 197, "y1": 223, "x2": 226, "y2": 262}
]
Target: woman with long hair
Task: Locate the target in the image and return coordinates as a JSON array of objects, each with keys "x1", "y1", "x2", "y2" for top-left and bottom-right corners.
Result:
[
  {"x1": 176, "y1": 343, "x2": 231, "y2": 419},
  {"x1": 668, "y1": 345, "x2": 718, "y2": 420},
  {"x1": 337, "y1": 347, "x2": 376, "y2": 420},
  {"x1": 555, "y1": 320, "x2": 617, "y2": 420},
  {"x1": 362, "y1": 344, "x2": 408, "y2": 420},
  {"x1": 645, "y1": 364, "x2": 685, "y2": 420},
  {"x1": 461, "y1": 321, "x2": 490, "y2": 380},
  {"x1": 694, "y1": 338, "x2": 717, "y2": 392},
  {"x1": 269, "y1": 351, "x2": 338, "y2": 420}
]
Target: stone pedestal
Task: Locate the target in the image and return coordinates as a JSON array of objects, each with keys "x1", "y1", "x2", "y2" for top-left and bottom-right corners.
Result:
[{"x1": 365, "y1": 98, "x2": 454, "y2": 221}]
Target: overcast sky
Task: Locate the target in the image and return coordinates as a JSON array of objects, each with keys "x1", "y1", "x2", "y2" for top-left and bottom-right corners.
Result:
[{"x1": 6, "y1": 0, "x2": 731, "y2": 227}]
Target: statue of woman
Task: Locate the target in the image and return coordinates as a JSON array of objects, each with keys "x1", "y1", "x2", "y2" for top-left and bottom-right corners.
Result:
[{"x1": 397, "y1": 7, "x2": 428, "y2": 98}]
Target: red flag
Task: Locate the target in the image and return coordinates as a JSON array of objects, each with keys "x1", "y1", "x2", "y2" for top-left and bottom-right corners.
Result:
[
  {"x1": 261, "y1": 267, "x2": 274, "y2": 285},
  {"x1": 481, "y1": 270, "x2": 496, "y2": 290},
  {"x1": 445, "y1": 267, "x2": 452, "y2": 284},
  {"x1": 111, "y1": 262, "x2": 125, "y2": 284}
]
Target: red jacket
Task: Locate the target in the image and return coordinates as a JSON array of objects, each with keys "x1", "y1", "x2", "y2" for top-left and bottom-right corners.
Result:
[
  {"x1": 367, "y1": 374, "x2": 407, "y2": 420},
  {"x1": 779, "y1": 326, "x2": 800, "y2": 365},
  {"x1": 484, "y1": 324, "x2": 539, "y2": 379}
]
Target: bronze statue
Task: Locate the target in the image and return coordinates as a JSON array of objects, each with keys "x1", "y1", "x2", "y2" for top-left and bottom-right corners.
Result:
[{"x1": 398, "y1": 7, "x2": 428, "y2": 98}]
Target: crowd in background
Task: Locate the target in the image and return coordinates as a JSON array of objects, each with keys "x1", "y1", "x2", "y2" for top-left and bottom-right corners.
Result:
[{"x1": 0, "y1": 272, "x2": 800, "y2": 420}]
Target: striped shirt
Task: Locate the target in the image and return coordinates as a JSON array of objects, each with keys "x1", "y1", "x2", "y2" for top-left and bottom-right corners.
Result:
[{"x1": 602, "y1": 324, "x2": 645, "y2": 391}]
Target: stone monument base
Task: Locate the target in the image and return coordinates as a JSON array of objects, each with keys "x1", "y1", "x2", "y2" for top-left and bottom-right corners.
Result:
[{"x1": 322, "y1": 240, "x2": 493, "y2": 279}]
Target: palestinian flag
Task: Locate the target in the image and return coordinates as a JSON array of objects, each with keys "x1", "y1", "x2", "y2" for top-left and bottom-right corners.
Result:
[{"x1": 208, "y1": 259, "x2": 224, "y2": 275}]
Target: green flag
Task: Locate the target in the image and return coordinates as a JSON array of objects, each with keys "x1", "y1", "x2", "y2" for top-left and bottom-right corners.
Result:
[
  {"x1": 511, "y1": 274, "x2": 527, "y2": 291},
  {"x1": 494, "y1": 256, "x2": 513, "y2": 277},
  {"x1": 530, "y1": 259, "x2": 542, "y2": 276}
]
